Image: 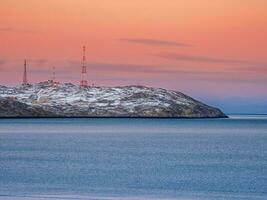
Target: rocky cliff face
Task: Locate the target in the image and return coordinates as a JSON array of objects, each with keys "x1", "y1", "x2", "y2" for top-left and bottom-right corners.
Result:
[{"x1": 0, "y1": 82, "x2": 227, "y2": 118}]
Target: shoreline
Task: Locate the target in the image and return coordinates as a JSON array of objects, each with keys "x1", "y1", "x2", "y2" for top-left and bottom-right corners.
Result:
[{"x1": 0, "y1": 115, "x2": 228, "y2": 119}]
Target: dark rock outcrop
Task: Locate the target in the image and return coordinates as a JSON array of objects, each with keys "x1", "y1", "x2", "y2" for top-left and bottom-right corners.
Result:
[{"x1": 0, "y1": 97, "x2": 55, "y2": 117}]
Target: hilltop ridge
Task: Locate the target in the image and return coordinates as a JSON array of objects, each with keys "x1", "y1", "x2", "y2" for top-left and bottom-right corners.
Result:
[{"x1": 0, "y1": 82, "x2": 227, "y2": 118}]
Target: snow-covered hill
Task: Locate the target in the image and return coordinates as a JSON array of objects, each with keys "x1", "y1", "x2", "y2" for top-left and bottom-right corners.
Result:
[{"x1": 0, "y1": 81, "x2": 226, "y2": 118}]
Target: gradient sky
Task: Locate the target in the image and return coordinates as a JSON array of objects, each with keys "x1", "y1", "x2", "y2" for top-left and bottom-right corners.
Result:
[{"x1": 0, "y1": 0, "x2": 267, "y2": 113}]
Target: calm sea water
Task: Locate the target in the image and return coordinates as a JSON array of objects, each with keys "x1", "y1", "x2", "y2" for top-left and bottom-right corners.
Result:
[{"x1": 0, "y1": 116, "x2": 267, "y2": 200}]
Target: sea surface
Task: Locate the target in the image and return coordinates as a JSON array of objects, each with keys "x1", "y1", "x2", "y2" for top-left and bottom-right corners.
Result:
[{"x1": 0, "y1": 115, "x2": 266, "y2": 200}]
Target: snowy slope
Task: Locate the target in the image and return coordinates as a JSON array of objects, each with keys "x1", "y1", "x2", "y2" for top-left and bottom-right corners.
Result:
[{"x1": 0, "y1": 81, "x2": 226, "y2": 118}]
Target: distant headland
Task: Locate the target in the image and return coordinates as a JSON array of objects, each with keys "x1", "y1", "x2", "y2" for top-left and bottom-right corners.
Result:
[{"x1": 0, "y1": 82, "x2": 227, "y2": 118}]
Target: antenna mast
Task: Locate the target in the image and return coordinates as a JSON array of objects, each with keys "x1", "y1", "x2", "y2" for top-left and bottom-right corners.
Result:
[
  {"x1": 22, "y1": 59, "x2": 28, "y2": 85},
  {"x1": 52, "y1": 66, "x2": 56, "y2": 82},
  {"x1": 80, "y1": 45, "x2": 88, "y2": 87}
]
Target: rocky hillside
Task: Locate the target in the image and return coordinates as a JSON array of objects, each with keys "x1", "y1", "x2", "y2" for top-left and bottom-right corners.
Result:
[
  {"x1": 0, "y1": 97, "x2": 55, "y2": 117},
  {"x1": 0, "y1": 82, "x2": 227, "y2": 118}
]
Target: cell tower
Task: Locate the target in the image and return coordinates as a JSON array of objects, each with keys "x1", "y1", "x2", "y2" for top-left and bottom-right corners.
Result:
[
  {"x1": 80, "y1": 45, "x2": 88, "y2": 87},
  {"x1": 22, "y1": 59, "x2": 28, "y2": 86}
]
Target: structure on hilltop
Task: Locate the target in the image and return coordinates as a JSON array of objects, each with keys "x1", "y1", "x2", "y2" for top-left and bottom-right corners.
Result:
[
  {"x1": 80, "y1": 45, "x2": 88, "y2": 87},
  {"x1": 22, "y1": 59, "x2": 28, "y2": 86},
  {"x1": 48, "y1": 66, "x2": 59, "y2": 87},
  {"x1": 21, "y1": 46, "x2": 90, "y2": 87}
]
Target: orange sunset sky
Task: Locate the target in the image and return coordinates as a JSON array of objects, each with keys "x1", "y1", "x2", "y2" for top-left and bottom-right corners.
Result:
[{"x1": 0, "y1": 0, "x2": 266, "y2": 113}]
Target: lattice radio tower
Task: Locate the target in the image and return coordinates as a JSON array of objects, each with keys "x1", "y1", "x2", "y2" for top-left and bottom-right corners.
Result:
[
  {"x1": 22, "y1": 59, "x2": 28, "y2": 85},
  {"x1": 52, "y1": 66, "x2": 56, "y2": 82},
  {"x1": 80, "y1": 45, "x2": 88, "y2": 87}
]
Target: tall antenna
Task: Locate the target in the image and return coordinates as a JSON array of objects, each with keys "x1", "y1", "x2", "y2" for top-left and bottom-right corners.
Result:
[
  {"x1": 80, "y1": 45, "x2": 88, "y2": 87},
  {"x1": 22, "y1": 59, "x2": 28, "y2": 85},
  {"x1": 52, "y1": 66, "x2": 56, "y2": 82}
]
